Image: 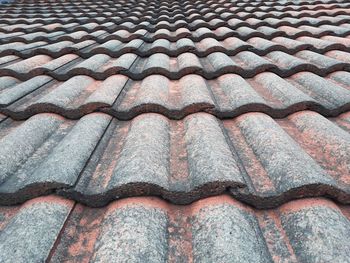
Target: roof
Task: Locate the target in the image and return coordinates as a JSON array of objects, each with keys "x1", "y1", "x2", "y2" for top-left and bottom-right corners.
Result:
[{"x1": 0, "y1": 0, "x2": 349, "y2": 262}]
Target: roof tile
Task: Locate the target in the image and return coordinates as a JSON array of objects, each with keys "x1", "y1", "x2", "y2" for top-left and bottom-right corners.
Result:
[{"x1": 0, "y1": 196, "x2": 73, "y2": 263}]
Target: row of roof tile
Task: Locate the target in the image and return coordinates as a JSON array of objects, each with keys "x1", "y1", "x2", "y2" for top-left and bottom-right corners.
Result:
[
  {"x1": 0, "y1": 50, "x2": 349, "y2": 80},
  {"x1": 0, "y1": 195, "x2": 349, "y2": 263},
  {"x1": 2, "y1": 9, "x2": 350, "y2": 25},
  {"x1": 2, "y1": 0, "x2": 348, "y2": 14},
  {"x1": 0, "y1": 111, "x2": 349, "y2": 207},
  {"x1": 1, "y1": 25, "x2": 348, "y2": 45},
  {"x1": 2, "y1": 35, "x2": 350, "y2": 59},
  {"x1": 1, "y1": 71, "x2": 350, "y2": 120},
  {"x1": 1, "y1": 12, "x2": 350, "y2": 33}
]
